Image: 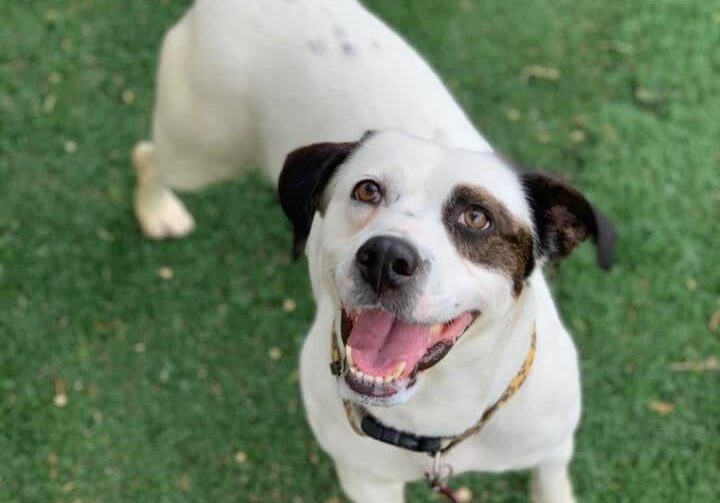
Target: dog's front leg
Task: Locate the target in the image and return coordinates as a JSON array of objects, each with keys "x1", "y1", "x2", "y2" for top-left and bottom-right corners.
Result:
[
  {"x1": 336, "y1": 463, "x2": 405, "y2": 503},
  {"x1": 530, "y1": 440, "x2": 576, "y2": 503}
]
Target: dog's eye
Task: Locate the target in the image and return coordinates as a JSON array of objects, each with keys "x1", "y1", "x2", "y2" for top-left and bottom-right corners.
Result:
[
  {"x1": 459, "y1": 206, "x2": 491, "y2": 230},
  {"x1": 352, "y1": 180, "x2": 382, "y2": 205}
]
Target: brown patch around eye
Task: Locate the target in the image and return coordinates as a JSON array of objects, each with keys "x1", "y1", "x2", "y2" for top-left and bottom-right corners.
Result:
[{"x1": 444, "y1": 186, "x2": 535, "y2": 296}]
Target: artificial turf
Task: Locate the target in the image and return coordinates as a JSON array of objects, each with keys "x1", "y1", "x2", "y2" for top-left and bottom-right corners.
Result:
[{"x1": 1, "y1": 0, "x2": 719, "y2": 501}]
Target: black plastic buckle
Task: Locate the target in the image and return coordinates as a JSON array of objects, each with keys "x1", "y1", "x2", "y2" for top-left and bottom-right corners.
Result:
[{"x1": 361, "y1": 414, "x2": 442, "y2": 454}]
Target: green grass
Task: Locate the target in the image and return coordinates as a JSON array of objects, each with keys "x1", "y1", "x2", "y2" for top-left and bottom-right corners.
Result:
[{"x1": 1, "y1": 0, "x2": 719, "y2": 501}]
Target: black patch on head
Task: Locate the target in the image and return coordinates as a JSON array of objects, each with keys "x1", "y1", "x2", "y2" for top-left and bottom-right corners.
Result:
[
  {"x1": 522, "y1": 172, "x2": 616, "y2": 269},
  {"x1": 278, "y1": 131, "x2": 376, "y2": 256}
]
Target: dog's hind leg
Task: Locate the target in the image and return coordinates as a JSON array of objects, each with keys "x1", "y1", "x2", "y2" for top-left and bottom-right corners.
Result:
[
  {"x1": 336, "y1": 464, "x2": 404, "y2": 503},
  {"x1": 530, "y1": 439, "x2": 576, "y2": 503},
  {"x1": 132, "y1": 13, "x2": 256, "y2": 239},
  {"x1": 132, "y1": 141, "x2": 196, "y2": 239}
]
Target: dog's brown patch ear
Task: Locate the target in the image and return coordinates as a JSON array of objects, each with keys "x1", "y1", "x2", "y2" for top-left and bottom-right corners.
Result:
[
  {"x1": 278, "y1": 141, "x2": 361, "y2": 257},
  {"x1": 522, "y1": 172, "x2": 617, "y2": 269}
]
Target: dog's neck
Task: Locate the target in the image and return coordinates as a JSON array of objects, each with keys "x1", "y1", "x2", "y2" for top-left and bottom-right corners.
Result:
[{"x1": 362, "y1": 282, "x2": 539, "y2": 437}]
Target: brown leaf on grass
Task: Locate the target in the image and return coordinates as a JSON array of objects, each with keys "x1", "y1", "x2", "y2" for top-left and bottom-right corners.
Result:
[
  {"x1": 157, "y1": 266, "x2": 174, "y2": 280},
  {"x1": 64, "y1": 141, "x2": 77, "y2": 154},
  {"x1": 459, "y1": 0, "x2": 474, "y2": 12},
  {"x1": 708, "y1": 311, "x2": 720, "y2": 333},
  {"x1": 96, "y1": 228, "x2": 115, "y2": 242},
  {"x1": 570, "y1": 130, "x2": 587, "y2": 143},
  {"x1": 282, "y1": 298, "x2": 297, "y2": 312},
  {"x1": 537, "y1": 131, "x2": 551, "y2": 144},
  {"x1": 48, "y1": 452, "x2": 59, "y2": 479},
  {"x1": 522, "y1": 65, "x2": 561, "y2": 81},
  {"x1": 53, "y1": 393, "x2": 68, "y2": 408},
  {"x1": 53, "y1": 378, "x2": 68, "y2": 408},
  {"x1": 648, "y1": 401, "x2": 675, "y2": 416},
  {"x1": 505, "y1": 108, "x2": 521, "y2": 121},
  {"x1": 635, "y1": 87, "x2": 662, "y2": 104},
  {"x1": 121, "y1": 89, "x2": 135, "y2": 105},
  {"x1": 178, "y1": 474, "x2": 191, "y2": 491},
  {"x1": 670, "y1": 356, "x2": 719, "y2": 373}
]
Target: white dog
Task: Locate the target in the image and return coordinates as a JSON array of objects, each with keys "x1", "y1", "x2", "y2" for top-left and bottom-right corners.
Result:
[{"x1": 133, "y1": 1, "x2": 615, "y2": 502}]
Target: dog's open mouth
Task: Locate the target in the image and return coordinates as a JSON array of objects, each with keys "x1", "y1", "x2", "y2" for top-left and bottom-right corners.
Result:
[{"x1": 339, "y1": 308, "x2": 478, "y2": 401}]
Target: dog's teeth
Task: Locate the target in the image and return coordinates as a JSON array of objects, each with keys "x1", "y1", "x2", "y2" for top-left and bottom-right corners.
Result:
[
  {"x1": 381, "y1": 362, "x2": 406, "y2": 383},
  {"x1": 430, "y1": 323, "x2": 443, "y2": 335},
  {"x1": 345, "y1": 346, "x2": 354, "y2": 367},
  {"x1": 374, "y1": 375, "x2": 384, "y2": 385},
  {"x1": 391, "y1": 361, "x2": 406, "y2": 380}
]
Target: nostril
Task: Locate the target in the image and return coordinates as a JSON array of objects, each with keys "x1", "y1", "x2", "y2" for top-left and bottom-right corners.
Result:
[{"x1": 392, "y1": 258, "x2": 412, "y2": 277}]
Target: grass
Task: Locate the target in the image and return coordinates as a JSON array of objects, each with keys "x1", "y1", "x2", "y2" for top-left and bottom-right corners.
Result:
[{"x1": 1, "y1": 0, "x2": 719, "y2": 501}]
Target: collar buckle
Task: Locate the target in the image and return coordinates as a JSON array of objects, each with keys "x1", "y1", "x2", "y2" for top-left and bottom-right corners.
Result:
[{"x1": 425, "y1": 451, "x2": 459, "y2": 502}]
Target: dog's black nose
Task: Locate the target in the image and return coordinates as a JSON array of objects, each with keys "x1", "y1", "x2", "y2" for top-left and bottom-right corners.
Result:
[{"x1": 356, "y1": 236, "x2": 420, "y2": 294}]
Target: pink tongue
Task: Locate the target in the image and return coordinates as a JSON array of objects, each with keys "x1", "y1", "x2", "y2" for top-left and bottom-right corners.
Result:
[{"x1": 347, "y1": 309, "x2": 431, "y2": 377}]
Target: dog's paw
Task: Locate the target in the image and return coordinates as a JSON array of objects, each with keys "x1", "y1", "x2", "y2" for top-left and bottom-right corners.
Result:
[
  {"x1": 530, "y1": 471, "x2": 576, "y2": 503},
  {"x1": 532, "y1": 496, "x2": 576, "y2": 503},
  {"x1": 135, "y1": 187, "x2": 195, "y2": 240},
  {"x1": 531, "y1": 487, "x2": 576, "y2": 503}
]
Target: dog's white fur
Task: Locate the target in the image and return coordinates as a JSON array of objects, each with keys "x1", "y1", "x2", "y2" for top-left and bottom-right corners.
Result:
[{"x1": 134, "y1": 1, "x2": 581, "y2": 501}]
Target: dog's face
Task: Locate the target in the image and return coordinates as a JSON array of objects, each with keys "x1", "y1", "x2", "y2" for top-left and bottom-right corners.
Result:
[{"x1": 280, "y1": 131, "x2": 614, "y2": 406}]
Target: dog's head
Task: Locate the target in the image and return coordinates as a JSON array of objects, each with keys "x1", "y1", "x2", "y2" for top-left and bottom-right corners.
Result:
[{"x1": 279, "y1": 130, "x2": 615, "y2": 406}]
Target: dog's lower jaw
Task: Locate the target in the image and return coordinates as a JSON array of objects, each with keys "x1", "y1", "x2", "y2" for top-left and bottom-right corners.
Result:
[{"x1": 338, "y1": 374, "x2": 419, "y2": 407}]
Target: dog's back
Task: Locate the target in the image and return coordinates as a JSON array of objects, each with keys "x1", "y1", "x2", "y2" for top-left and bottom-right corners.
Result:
[{"x1": 187, "y1": 0, "x2": 491, "y2": 178}]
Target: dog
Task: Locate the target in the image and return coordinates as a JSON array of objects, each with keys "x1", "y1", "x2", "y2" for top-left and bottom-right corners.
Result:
[{"x1": 133, "y1": 1, "x2": 615, "y2": 502}]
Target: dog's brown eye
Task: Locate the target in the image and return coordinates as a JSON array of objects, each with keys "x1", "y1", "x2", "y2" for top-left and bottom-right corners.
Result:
[
  {"x1": 353, "y1": 180, "x2": 382, "y2": 204},
  {"x1": 460, "y1": 206, "x2": 491, "y2": 230}
]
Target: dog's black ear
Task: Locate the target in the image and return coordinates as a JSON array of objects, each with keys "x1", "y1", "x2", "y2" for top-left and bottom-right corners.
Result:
[
  {"x1": 278, "y1": 141, "x2": 361, "y2": 257},
  {"x1": 522, "y1": 172, "x2": 617, "y2": 269}
]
